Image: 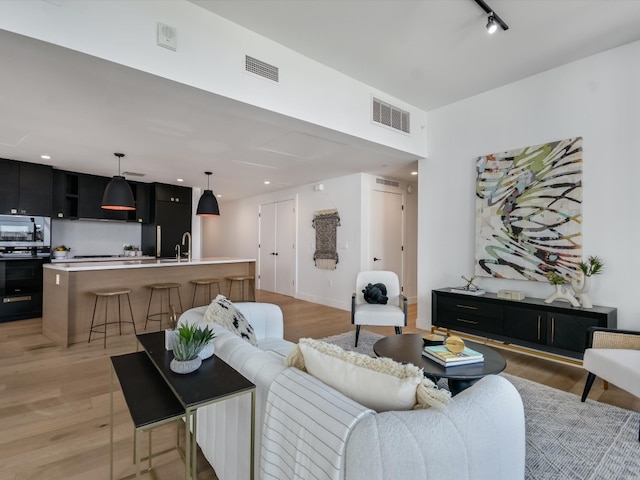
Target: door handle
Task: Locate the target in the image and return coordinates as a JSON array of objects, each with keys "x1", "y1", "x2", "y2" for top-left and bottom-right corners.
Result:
[{"x1": 373, "y1": 257, "x2": 381, "y2": 262}]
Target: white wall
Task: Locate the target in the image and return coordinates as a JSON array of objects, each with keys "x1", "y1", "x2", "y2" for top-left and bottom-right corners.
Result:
[
  {"x1": 202, "y1": 172, "x2": 418, "y2": 310},
  {"x1": 419, "y1": 40, "x2": 640, "y2": 330},
  {"x1": 0, "y1": 0, "x2": 427, "y2": 158}
]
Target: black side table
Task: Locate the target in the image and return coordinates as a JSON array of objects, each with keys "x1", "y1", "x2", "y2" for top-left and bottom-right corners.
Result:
[
  {"x1": 137, "y1": 331, "x2": 256, "y2": 480},
  {"x1": 110, "y1": 352, "x2": 184, "y2": 480}
]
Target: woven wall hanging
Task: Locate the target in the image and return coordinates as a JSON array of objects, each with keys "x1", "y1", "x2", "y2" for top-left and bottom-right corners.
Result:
[{"x1": 312, "y1": 209, "x2": 340, "y2": 270}]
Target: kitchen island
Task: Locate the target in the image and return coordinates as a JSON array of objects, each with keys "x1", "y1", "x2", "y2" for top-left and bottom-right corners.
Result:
[{"x1": 43, "y1": 257, "x2": 255, "y2": 347}]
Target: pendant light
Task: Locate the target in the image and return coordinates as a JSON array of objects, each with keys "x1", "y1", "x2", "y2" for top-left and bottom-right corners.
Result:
[
  {"x1": 101, "y1": 152, "x2": 135, "y2": 211},
  {"x1": 196, "y1": 171, "x2": 220, "y2": 216}
]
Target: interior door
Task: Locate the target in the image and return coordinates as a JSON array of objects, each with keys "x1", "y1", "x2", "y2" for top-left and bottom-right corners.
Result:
[
  {"x1": 259, "y1": 202, "x2": 277, "y2": 293},
  {"x1": 259, "y1": 199, "x2": 295, "y2": 296},
  {"x1": 370, "y1": 190, "x2": 404, "y2": 282},
  {"x1": 275, "y1": 199, "x2": 295, "y2": 297}
]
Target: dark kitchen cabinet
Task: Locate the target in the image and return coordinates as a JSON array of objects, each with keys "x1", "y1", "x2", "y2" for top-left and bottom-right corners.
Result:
[
  {"x1": 52, "y1": 170, "x2": 79, "y2": 219},
  {"x1": 432, "y1": 288, "x2": 617, "y2": 359},
  {"x1": 0, "y1": 159, "x2": 52, "y2": 216},
  {"x1": 141, "y1": 183, "x2": 192, "y2": 258},
  {"x1": 53, "y1": 170, "x2": 144, "y2": 221}
]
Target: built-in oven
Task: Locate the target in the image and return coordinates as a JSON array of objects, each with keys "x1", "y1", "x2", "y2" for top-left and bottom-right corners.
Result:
[
  {"x1": 0, "y1": 215, "x2": 51, "y2": 321},
  {"x1": 0, "y1": 257, "x2": 49, "y2": 322}
]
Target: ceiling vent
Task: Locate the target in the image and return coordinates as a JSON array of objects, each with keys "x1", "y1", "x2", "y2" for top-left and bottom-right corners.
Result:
[
  {"x1": 372, "y1": 97, "x2": 410, "y2": 134},
  {"x1": 121, "y1": 171, "x2": 145, "y2": 177},
  {"x1": 376, "y1": 178, "x2": 400, "y2": 188},
  {"x1": 245, "y1": 55, "x2": 279, "y2": 82}
]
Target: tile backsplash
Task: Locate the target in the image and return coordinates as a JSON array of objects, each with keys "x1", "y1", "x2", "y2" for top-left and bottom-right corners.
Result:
[{"x1": 51, "y1": 219, "x2": 141, "y2": 257}]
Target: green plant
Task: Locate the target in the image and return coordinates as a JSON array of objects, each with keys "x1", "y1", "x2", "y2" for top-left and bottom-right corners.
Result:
[
  {"x1": 54, "y1": 245, "x2": 70, "y2": 252},
  {"x1": 172, "y1": 324, "x2": 215, "y2": 361},
  {"x1": 579, "y1": 256, "x2": 604, "y2": 277},
  {"x1": 546, "y1": 271, "x2": 565, "y2": 285}
]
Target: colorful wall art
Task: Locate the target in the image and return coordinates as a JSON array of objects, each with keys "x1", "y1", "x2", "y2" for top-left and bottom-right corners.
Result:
[{"x1": 475, "y1": 137, "x2": 583, "y2": 281}]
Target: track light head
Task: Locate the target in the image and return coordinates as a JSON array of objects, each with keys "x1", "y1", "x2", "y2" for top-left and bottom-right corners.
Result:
[{"x1": 486, "y1": 13, "x2": 498, "y2": 34}]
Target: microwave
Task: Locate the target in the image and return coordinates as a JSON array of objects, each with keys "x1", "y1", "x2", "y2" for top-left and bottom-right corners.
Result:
[{"x1": 0, "y1": 215, "x2": 51, "y2": 249}]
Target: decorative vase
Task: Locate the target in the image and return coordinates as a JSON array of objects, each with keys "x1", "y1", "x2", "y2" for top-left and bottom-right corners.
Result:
[
  {"x1": 198, "y1": 342, "x2": 215, "y2": 360},
  {"x1": 170, "y1": 357, "x2": 202, "y2": 374},
  {"x1": 544, "y1": 284, "x2": 580, "y2": 307},
  {"x1": 571, "y1": 275, "x2": 593, "y2": 308}
]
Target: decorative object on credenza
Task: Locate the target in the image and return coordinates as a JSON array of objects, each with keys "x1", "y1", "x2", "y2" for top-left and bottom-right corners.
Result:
[
  {"x1": 312, "y1": 209, "x2": 340, "y2": 270},
  {"x1": 169, "y1": 324, "x2": 215, "y2": 374},
  {"x1": 475, "y1": 137, "x2": 583, "y2": 282},
  {"x1": 544, "y1": 271, "x2": 580, "y2": 307},
  {"x1": 497, "y1": 289, "x2": 525, "y2": 300},
  {"x1": 450, "y1": 275, "x2": 485, "y2": 295},
  {"x1": 571, "y1": 255, "x2": 604, "y2": 309}
]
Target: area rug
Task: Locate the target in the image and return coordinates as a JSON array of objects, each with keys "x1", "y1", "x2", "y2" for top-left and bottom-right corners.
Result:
[{"x1": 319, "y1": 330, "x2": 640, "y2": 480}]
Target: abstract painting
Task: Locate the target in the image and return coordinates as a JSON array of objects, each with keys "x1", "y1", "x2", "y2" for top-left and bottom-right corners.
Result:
[{"x1": 475, "y1": 137, "x2": 583, "y2": 281}]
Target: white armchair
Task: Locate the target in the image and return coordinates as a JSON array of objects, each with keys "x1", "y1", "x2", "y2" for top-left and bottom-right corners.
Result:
[
  {"x1": 581, "y1": 326, "x2": 640, "y2": 441},
  {"x1": 351, "y1": 270, "x2": 407, "y2": 347}
]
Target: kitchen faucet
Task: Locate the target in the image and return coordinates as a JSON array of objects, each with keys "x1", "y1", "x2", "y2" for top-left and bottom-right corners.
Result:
[
  {"x1": 181, "y1": 231, "x2": 192, "y2": 262},
  {"x1": 175, "y1": 243, "x2": 181, "y2": 262}
]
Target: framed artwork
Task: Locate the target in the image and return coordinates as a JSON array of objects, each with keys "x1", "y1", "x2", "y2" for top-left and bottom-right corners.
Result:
[{"x1": 475, "y1": 137, "x2": 583, "y2": 281}]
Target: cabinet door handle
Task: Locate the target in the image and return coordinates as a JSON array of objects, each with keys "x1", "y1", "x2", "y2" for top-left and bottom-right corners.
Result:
[
  {"x1": 456, "y1": 304, "x2": 477, "y2": 310},
  {"x1": 537, "y1": 315, "x2": 541, "y2": 340},
  {"x1": 551, "y1": 317, "x2": 555, "y2": 343},
  {"x1": 456, "y1": 318, "x2": 478, "y2": 325}
]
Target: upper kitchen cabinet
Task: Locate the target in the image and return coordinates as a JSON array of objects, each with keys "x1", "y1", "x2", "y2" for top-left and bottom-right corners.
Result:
[
  {"x1": 53, "y1": 170, "x2": 144, "y2": 222},
  {"x1": 0, "y1": 159, "x2": 52, "y2": 216},
  {"x1": 154, "y1": 183, "x2": 191, "y2": 204}
]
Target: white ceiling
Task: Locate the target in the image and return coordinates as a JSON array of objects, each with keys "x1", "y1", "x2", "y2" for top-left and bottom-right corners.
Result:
[{"x1": 2, "y1": 1, "x2": 640, "y2": 201}]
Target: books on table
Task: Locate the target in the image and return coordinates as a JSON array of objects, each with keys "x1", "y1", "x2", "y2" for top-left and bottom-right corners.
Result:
[{"x1": 422, "y1": 344, "x2": 484, "y2": 366}]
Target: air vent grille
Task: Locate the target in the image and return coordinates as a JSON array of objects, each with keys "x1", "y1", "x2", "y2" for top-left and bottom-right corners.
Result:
[
  {"x1": 246, "y1": 55, "x2": 279, "y2": 82},
  {"x1": 372, "y1": 97, "x2": 410, "y2": 134},
  {"x1": 376, "y1": 178, "x2": 400, "y2": 188},
  {"x1": 121, "y1": 171, "x2": 145, "y2": 177}
]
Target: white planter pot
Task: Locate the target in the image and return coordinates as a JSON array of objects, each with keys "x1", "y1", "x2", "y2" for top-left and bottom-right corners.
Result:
[{"x1": 170, "y1": 357, "x2": 202, "y2": 374}]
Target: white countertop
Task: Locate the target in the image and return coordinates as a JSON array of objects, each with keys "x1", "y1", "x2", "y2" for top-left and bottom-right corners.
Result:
[{"x1": 43, "y1": 257, "x2": 256, "y2": 272}]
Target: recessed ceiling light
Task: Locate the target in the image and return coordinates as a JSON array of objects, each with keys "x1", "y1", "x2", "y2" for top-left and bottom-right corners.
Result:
[
  {"x1": 216, "y1": 194, "x2": 222, "y2": 198},
  {"x1": 41, "y1": 155, "x2": 51, "y2": 160},
  {"x1": 411, "y1": 171, "x2": 418, "y2": 176},
  {"x1": 176, "y1": 178, "x2": 184, "y2": 182},
  {"x1": 264, "y1": 181, "x2": 271, "y2": 185}
]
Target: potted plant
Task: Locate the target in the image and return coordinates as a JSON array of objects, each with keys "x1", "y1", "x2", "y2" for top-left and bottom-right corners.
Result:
[
  {"x1": 571, "y1": 256, "x2": 605, "y2": 309},
  {"x1": 170, "y1": 324, "x2": 215, "y2": 374},
  {"x1": 544, "y1": 271, "x2": 580, "y2": 306},
  {"x1": 53, "y1": 245, "x2": 71, "y2": 259},
  {"x1": 546, "y1": 271, "x2": 565, "y2": 285}
]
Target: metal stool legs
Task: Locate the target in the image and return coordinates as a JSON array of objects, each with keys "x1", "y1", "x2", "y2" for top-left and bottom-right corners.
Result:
[{"x1": 88, "y1": 289, "x2": 136, "y2": 348}]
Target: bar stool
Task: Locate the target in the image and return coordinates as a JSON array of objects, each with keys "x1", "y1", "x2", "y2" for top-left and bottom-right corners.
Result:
[
  {"x1": 88, "y1": 287, "x2": 136, "y2": 348},
  {"x1": 144, "y1": 283, "x2": 183, "y2": 330},
  {"x1": 226, "y1": 275, "x2": 255, "y2": 302},
  {"x1": 190, "y1": 278, "x2": 222, "y2": 307}
]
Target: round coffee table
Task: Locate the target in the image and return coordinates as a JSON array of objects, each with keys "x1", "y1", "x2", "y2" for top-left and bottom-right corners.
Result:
[{"x1": 373, "y1": 333, "x2": 506, "y2": 395}]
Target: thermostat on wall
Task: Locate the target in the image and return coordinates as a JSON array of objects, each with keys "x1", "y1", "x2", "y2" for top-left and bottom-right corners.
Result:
[{"x1": 498, "y1": 289, "x2": 525, "y2": 301}]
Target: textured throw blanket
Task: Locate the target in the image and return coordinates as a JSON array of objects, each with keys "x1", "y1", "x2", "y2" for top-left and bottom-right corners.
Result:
[
  {"x1": 312, "y1": 209, "x2": 340, "y2": 270},
  {"x1": 261, "y1": 368, "x2": 373, "y2": 480}
]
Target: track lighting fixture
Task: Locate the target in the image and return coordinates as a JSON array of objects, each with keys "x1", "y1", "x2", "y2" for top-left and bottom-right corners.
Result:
[
  {"x1": 472, "y1": 0, "x2": 509, "y2": 33},
  {"x1": 486, "y1": 13, "x2": 498, "y2": 34}
]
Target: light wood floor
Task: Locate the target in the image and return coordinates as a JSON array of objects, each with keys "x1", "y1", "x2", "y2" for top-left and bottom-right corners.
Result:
[{"x1": 1, "y1": 291, "x2": 637, "y2": 479}]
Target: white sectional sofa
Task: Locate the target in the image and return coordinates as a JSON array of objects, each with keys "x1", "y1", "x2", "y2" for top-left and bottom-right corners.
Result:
[{"x1": 178, "y1": 303, "x2": 526, "y2": 480}]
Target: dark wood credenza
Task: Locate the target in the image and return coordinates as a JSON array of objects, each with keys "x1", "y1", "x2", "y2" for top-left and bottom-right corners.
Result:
[{"x1": 432, "y1": 288, "x2": 617, "y2": 360}]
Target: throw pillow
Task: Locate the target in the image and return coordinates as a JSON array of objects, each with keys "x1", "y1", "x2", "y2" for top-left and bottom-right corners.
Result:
[
  {"x1": 202, "y1": 294, "x2": 257, "y2": 346},
  {"x1": 285, "y1": 338, "x2": 450, "y2": 412},
  {"x1": 362, "y1": 283, "x2": 388, "y2": 304}
]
